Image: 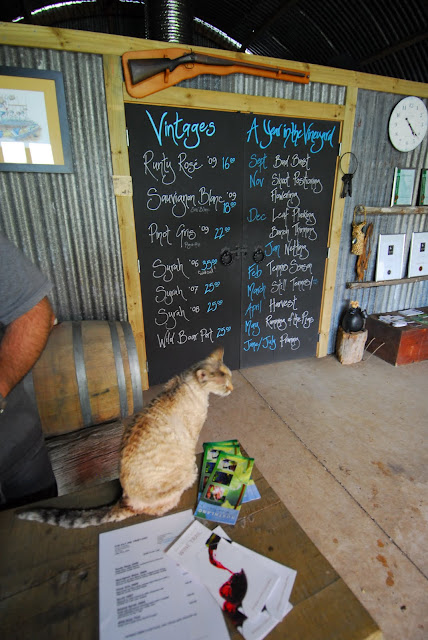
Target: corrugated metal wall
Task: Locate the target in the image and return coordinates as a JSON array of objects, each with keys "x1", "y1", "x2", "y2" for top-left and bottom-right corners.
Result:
[
  {"x1": 0, "y1": 45, "x2": 127, "y2": 322},
  {"x1": 329, "y1": 89, "x2": 428, "y2": 353},
  {"x1": 1, "y1": 44, "x2": 426, "y2": 355}
]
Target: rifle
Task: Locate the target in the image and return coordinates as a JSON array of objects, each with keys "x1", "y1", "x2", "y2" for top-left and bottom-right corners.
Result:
[{"x1": 122, "y1": 48, "x2": 310, "y2": 99}]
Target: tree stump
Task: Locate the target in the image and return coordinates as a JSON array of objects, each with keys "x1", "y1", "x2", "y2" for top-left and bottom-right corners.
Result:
[{"x1": 336, "y1": 326, "x2": 368, "y2": 365}]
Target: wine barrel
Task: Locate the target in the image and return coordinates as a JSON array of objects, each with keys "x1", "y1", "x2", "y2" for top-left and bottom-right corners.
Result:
[{"x1": 27, "y1": 321, "x2": 143, "y2": 436}]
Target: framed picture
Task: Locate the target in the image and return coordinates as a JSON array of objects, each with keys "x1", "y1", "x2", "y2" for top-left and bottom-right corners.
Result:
[
  {"x1": 375, "y1": 233, "x2": 406, "y2": 281},
  {"x1": 419, "y1": 169, "x2": 428, "y2": 205},
  {"x1": 408, "y1": 232, "x2": 428, "y2": 277},
  {"x1": 390, "y1": 168, "x2": 416, "y2": 206},
  {"x1": 0, "y1": 66, "x2": 73, "y2": 173}
]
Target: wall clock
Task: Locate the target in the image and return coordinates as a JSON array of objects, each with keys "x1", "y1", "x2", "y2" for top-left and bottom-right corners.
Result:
[{"x1": 388, "y1": 96, "x2": 428, "y2": 152}]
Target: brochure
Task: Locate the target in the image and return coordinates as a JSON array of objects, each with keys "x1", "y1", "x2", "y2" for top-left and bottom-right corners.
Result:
[
  {"x1": 167, "y1": 520, "x2": 279, "y2": 618},
  {"x1": 213, "y1": 526, "x2": 296, "y2": 622},
  {"x1": 195, "y1": 452, "x2": 255, "y2": 525},
  {"x1": 199, "y1": 441, "x2": 261, "y2": 508},
  {"x1": 166, "y1": 519, "x2": 297, "y2": 640},
  {"x1": 199, "y1": 440, "x2": 241, "y2": 496}
]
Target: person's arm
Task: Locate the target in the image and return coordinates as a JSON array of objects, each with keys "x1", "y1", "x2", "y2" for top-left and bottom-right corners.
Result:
[{"x1": 0, "y1": 296, "x2": 55, "y2": 398}]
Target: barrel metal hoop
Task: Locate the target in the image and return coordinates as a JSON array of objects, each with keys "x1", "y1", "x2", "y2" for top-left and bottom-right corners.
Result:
[
  {"x1": 109, "y1": 322, "x2": 128, "y2": 418},
  {"x1": 72, "y1": 322, "x2": 92, "y2": 427},
  {"x1": 121, "y1": 321, "x2": 143, "y2": 413}
]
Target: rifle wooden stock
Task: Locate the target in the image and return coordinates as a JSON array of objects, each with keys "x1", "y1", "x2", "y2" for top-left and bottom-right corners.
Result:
[{"x1": 122, "y1": 48, "x2": 310, "y2": 99}]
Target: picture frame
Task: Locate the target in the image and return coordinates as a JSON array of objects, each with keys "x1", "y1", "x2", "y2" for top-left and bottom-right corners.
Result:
[
  {"x1": 0, "y1": 66, "x2": 73, "y2": 173},
  {"x1": 375, "y1": 233, "x2": 406, "y2": 281},
  {"x1": 419, "y1": 169, "x2": 428, "y2": 205},
  {"x1": 390, "y1": 168, "x2": 416, "y2": 206},
  {"x1": 407, "y1": 232, "x2": 428, "y2": 277}
]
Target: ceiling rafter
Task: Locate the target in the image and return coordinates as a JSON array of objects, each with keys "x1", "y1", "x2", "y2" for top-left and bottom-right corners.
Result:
[
  {"x1": 359, "y1": 29, "x2": 428, "y2": 67},
  {"x1": 239, "y1": 0, "x2": 300, "y2": 52},
  {"x1": 0, "y1": 0, "x2": 426, "y2": 83}
]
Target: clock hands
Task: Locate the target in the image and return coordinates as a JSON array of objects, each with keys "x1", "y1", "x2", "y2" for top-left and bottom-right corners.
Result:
[{"x1": 405, "y1": 117, "x2": 417, "y2": 137}]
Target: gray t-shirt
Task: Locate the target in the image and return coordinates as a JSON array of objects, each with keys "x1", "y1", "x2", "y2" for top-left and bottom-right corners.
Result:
[
  {"x1": 0, "y1": 233, "x2": 53, "y2": 329},
  {"x1": 0, "y1": 233, "x2": 53, "y2": 472}
]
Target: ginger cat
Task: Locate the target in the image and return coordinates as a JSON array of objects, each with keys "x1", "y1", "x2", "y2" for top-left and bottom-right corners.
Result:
[{"x1": 18, "y1": 347, "x2": 233, "y2": 528}]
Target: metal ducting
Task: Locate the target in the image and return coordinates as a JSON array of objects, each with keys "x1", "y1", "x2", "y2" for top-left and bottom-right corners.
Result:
[{"x1": 146, "y1": 0, "x2": 193, "y2": 45}]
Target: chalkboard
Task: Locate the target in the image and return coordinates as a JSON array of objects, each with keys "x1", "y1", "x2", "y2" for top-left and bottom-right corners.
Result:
[
  {"x1": 125, "y1": 104, "x2": 340, "y2": 384},
  {"x1": 240, "y1": 113, "x2": 340, "y2": 367}
]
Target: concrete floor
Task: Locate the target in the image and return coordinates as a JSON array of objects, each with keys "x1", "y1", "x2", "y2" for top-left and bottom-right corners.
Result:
[{"x1": 148, "y1": 353, "x2": 428, "y2": 640}]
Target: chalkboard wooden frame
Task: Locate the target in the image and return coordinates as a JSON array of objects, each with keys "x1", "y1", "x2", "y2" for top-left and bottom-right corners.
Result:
[
  {"x1": 122, "y1": 88, "x2": 356, "y2": 385},
  {"x1": 122, "y1": 85, "x2": 357, "y2": 367},
  {"x1": 103, "y1": 51, "x2": 357, "y2": 387}
]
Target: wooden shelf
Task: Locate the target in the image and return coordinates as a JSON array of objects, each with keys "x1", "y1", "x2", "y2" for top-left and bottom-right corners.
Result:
[
  {"x1": 350, "y1": 205, "x2": 428, "y2": 289},
  {"x1": 347, "y1": 274, "x2": 428, "y2": 289},
  {"x1": 354, "y1": 205, "x2": 428, "y2": 216}
]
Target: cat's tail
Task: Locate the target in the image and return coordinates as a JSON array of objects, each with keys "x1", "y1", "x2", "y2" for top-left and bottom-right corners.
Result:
[{"x1": 16, "y1": 499, "x2": 136, "y2": 529}]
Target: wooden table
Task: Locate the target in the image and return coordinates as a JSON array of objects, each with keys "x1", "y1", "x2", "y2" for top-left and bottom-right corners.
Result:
[
  {"x1": 366, "y1": 306, "x2": 428, "y2": 365},
  {"x1": 0, "y1": 459, "x2": 383, "y2": 640}
]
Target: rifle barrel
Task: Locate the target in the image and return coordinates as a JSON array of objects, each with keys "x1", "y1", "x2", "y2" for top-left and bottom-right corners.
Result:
[{"x1": 192, "y1": 53, "x2": 308, "y2": 78}]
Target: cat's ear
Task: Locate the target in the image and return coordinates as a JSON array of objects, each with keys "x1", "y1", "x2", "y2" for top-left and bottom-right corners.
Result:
[
  {"x1": 196, "y1": 367, "x2": 209, "y2": 384},
  {"x1": 208, "y1": 347, "x2": 224, "y2": 362}
]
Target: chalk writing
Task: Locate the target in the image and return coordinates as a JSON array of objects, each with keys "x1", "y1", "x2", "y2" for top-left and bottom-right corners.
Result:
[
  {"x1": 126, "y1": 103, "x2": 339, "y2": 383},
  {"x1": 152, "y1": 258, "x2": 190, "y2": 282},
  {"x1": 145, "y1": 110, "x2": 216, "y2": 149}
]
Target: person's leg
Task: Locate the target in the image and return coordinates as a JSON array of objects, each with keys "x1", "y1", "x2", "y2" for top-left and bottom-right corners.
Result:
[
  {"x1": 0, "y1": 432, "x2": 57, "y2": 508},
  {"x1": 0, "y1": 382, "x2": 57, "y2": 509}
]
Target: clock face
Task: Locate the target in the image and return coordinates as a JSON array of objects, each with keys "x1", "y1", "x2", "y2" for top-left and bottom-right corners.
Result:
[{"x1": 388, "y1": 96, "x2": 428, "y2": 152}]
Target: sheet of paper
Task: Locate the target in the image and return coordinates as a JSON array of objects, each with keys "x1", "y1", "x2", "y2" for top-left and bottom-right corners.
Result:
[
  {"x1": 378, "y1": 314, "x2": 405, "y2": 324},
  {"x1": 213, "y1": 526, "x2": 296, "y2": 622},
  {"x1": 399, "y1": 308, "x2": 423, "y2": 316},
  {"x1": 99, "y1": 510, "x2": 230, "y2": 640},
  {"x1": 166, "y1": 520, "x2": 280, "y2": 620}
]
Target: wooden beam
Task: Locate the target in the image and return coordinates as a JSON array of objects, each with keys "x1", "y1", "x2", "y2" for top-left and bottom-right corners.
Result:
[
  {"x1": 354, "y1": 205, "x2": 428, "y2": 216},
  {"x1": 317, "y1": 85, "x2": 358, "y2": 358},
  {"x1": 103, "y1": 54, "x2": 148, "y2": 390},
  {"x1": 347, "y1": 275, "x2": 428, "y2": 289},
  {"x1": 1, "y1": 21, "x2": 428, "y2": 97},
  {"x1": 124, "y1": 84, "x2": 346, "y2": 120}
]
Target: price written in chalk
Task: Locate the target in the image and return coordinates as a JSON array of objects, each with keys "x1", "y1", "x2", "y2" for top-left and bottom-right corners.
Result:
[
  {"x1": 200, "y1": 259, "x2": 218, "y2": 272},
  {"x1": 223, "y1": 192, "x2": 237, "y2": 214},
  {"x1": 207, "y1": 300, "x2": 223, "y2": 312},
  {"x1": 214, "y1": 227, "x2": 230, "y2": 239},
  {"x1": 223, "y1": 201, "x2": 237, "y2": 213},
  {"x1": 217, "y1": 326, "x2": 231, "y2": 337},
  {"x1": 206, "y1": 156, "x2": 236, "y2": 170},
  {"x1": 222, "y1": 156, "x2": 236, "y2": 170},
  {"x1": 205, "y1": 281, "x2": 220, "y2": 294}
]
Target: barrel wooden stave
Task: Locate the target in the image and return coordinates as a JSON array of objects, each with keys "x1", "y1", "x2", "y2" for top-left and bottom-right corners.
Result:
[{"x1": 31, "y1": 320, "x2": 142, "y2": 436}]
